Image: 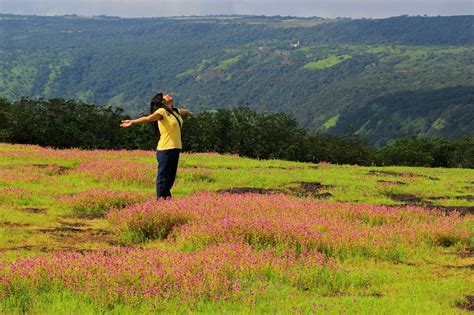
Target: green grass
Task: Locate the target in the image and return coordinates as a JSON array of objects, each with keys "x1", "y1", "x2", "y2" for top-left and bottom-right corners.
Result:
[
  {"x1": 321, "y1": 114, "x2": 340, "y2": 130},
  {"x1": 303, "y1": 54, "x2": 352, "y2": 70},
  {"x1": 217, "y1": 56, "x2": 241, "y2": 70},
  {"x1": 0, "y1": 143, "x2": 472, "y2": 313}
]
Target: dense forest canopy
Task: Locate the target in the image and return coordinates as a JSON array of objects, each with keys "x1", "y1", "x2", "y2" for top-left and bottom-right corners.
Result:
[{"x1": 0, "y1": 14, "x2": 473, "y2": 145}]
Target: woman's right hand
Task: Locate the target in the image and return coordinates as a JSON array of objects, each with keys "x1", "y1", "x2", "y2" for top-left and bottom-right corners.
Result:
[{"x1": 120, "y1": 120, "x2": 133, "y2": 128}]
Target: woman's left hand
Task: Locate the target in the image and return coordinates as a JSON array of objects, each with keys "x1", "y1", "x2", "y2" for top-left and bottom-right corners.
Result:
[{"x1": 180, "y1": 109, "x2": 193, "y2": 118}]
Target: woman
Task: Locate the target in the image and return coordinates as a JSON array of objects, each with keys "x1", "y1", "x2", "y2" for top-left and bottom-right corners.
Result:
[{"x1": 120, "y1": 93, "x2": 192, "y2": 199}]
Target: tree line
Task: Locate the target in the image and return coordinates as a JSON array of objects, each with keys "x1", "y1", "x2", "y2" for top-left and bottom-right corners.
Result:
[{"x1": 1, "y1": 98, "x2": 472, "y2": 168}]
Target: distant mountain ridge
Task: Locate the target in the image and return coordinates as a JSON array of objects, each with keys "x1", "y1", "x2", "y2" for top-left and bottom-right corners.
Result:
[{"x1": 0, "y1": 14, "x2": 473, "y2": 145}]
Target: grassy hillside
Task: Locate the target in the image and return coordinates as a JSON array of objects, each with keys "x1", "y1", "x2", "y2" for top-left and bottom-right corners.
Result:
[
  {"x1": 0, "y1": 143, "x2": 472, "y2": 313},
  {"x1": 0, "y1": 14, "x2": 473, "y2": 145}
]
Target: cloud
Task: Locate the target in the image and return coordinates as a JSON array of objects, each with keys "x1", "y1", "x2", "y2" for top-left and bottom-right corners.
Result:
[{"x1": 1, "y1": 0, "x2": 472, "y2": 18}]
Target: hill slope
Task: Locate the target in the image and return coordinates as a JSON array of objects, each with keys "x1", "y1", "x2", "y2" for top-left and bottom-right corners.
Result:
[{"x1": 0, "y1": 14, "x2": 473, "y2": 145}]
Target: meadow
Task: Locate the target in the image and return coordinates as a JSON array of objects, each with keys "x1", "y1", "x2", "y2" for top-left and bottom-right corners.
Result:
[{"x1": 0, "y1": 143, "x2": 472, "y2": 314}]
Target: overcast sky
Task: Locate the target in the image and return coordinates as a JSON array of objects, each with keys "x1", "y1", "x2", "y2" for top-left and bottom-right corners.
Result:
[{"x1": 1, "y1": 0, "x2": 472, "y2": 18}]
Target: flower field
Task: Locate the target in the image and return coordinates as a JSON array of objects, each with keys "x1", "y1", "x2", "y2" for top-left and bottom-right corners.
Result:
[
  {"x1": 109, "y1": 193, "x2": 470, "y2": 260},
  {"x1": 1, "y1": 244, "x2": 334, "y2": 307},
  {"x1": 0, "y1": 143, "x2": 472, "y2": 313}
]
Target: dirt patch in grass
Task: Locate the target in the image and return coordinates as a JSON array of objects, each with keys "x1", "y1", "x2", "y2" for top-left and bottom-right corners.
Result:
[
  {"x1": 58, "y1": 220, "x2": 88, "y2": 227},
  {"x1": 32, "y1": 164, "x2": 72, "y2": 175},
  {"x1": 427, "y1": 195, "x2": 474, "y2": 201},
  {"x1": 19, "y1": 207, "x2": 47, "y2": 214},
  {"x1": 37, "y1": 221, "x2": 98, "y2": 236},
  {"x1": 368, "y1": 170, "x2": 439, "y2": 180},
  {"x1": 289, "y1": 182, "x2": 333, "y2": 199},
  {"x1": 426, "y1": 205, "x2": 474, "y2": 216},
  {"x1": 311, "y1": 192, "x2": 333, "y2": 199},
  {"x1": 49, "y1": 227, "x2": 115, "y2": 248},
  {"x1": 377, "y1": 180, "x2": 408, "y2": 185},
  {"x1": 106, "y1": 240, "x2": 131, "y2": 247},
  {"x1": 458, "y1": 250, "x2": 473, "y2": 258},
  {"x1": 34, "y1": 220, "x2": 116, "y2": 250},
  {"x1": 257, "y1": 166, "x2": 293, "y2": 170},
  {"x1": 457, "y1": 296, "x2": 474, "y2": 312},
  {"x1": 386, "y1": 193, "x2": 431, "y2": 205},
  {"x1": 360, "y1": 293, "x2": 384, "y2": 298},
  {"x1": 386, "y1": 194, "x2": 473, "y2": 215},
  {"x1": 0, "y1": 245, "x2": 98, "y2": 254},
  {"x1": 217, "y1": 182, "x2": 333, "y2": 199},
  {"x1": 76, "y1": 213, "x2": 107, "y2": 219},
  {"x1": 368, "y1": 170, "x2": 402, "y2": 177},
  {"x1": 63, "y1": 211, "x2": 110, "y2": 220},
  {"x1": 0, "y1": 221, "x2": 31, "y2": 228},
  {"x1": 37, "y1": 226, "x2": 84, "y2": 234},
  {"x1": 0, "y1": 245, "x2": 37, "y2": 252},
  {"x1": 409, "y1": 173, "x2": 440, "y2": 180},
  {"x1": 444, "y1": 264, "x2": 474, "y2": 271},
  {"x1": 60, "y1": 228, "x2": 113, "y2": 244}
]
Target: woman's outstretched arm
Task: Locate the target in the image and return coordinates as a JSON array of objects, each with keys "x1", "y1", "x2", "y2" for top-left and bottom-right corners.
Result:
[
  {"x1": 178, "y1": 108, "x2": 193, "y2": 118},
  {"x1": 120, "y1": 111, "x2": 163, "y2": 128}
]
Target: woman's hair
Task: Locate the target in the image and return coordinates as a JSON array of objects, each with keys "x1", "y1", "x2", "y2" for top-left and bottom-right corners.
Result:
[{"x1": 150, "y1": 93, "x2": 164, "y2": 140}]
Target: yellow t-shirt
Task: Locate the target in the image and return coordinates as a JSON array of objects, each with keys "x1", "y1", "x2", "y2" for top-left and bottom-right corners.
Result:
[{"x1": 155, "y1": 108, "x2": 183, "y2": 150}]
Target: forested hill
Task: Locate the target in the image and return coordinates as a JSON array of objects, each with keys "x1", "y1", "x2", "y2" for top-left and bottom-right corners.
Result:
[{"x1": 1, "y1": 14, "x2": 473, "y2": 145}]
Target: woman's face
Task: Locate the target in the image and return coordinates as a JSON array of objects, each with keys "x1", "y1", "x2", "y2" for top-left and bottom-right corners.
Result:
[{"x1": 163, "y1": 94, "x2": 174, "y2": 107}]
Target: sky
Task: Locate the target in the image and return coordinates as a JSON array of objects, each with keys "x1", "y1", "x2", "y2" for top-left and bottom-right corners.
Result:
[{"x1": 1, "y1": 0, "x2": 472, "y2": 19}]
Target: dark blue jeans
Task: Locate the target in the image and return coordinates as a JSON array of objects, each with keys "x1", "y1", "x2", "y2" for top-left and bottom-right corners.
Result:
[{"x1": 156, "y1": 149, "x2": 180, "y2": 200}]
